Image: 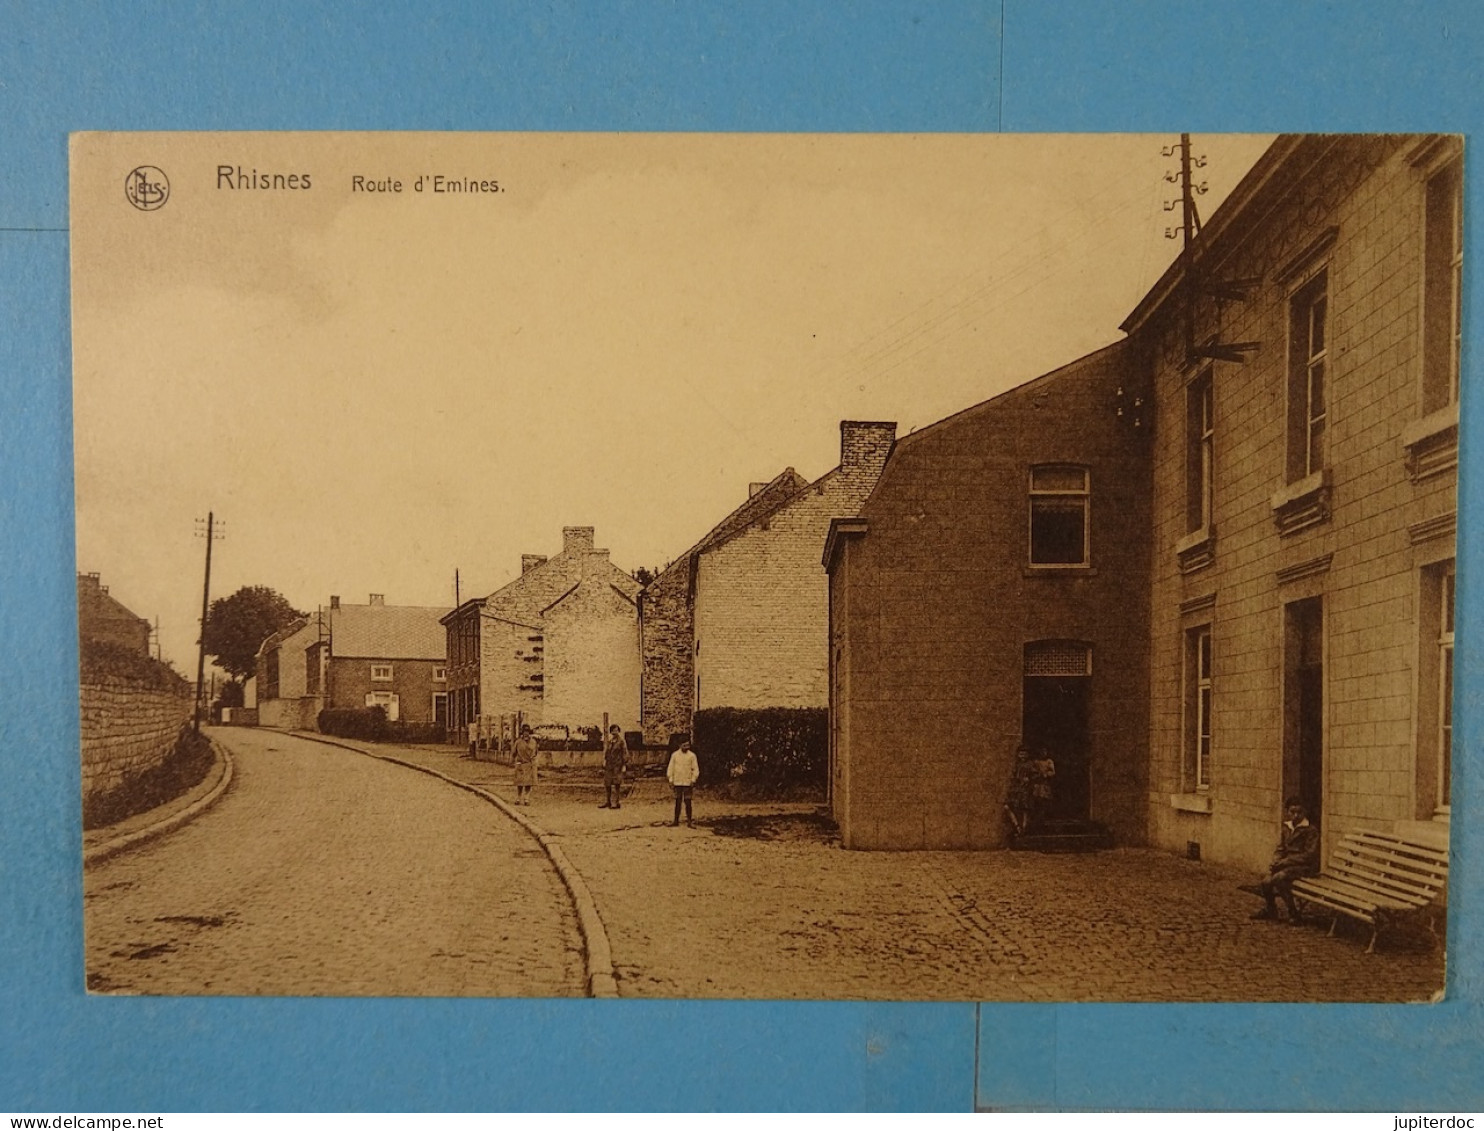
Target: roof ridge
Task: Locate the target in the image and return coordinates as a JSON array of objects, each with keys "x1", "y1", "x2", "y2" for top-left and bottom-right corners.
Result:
[{"x1": 655, "y1": 467, "x2": 808, "y2": 580}]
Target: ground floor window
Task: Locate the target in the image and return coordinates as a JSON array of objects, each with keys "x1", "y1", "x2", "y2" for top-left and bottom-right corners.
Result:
[
  {"x1": 1183, "y1": 626, "x2": 1213, "y2": 791},
  {"x1": 1418, "y1": 560, "x2": 1455, "y2": 815},
  {"x1": 366, "y1": 690, "x2": 400, "y2": 722}
]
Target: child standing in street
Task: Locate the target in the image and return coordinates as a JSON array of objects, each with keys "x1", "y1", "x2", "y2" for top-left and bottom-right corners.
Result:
[
  {"x1": 511, "y1": 724, "x2": 538, "y2": 806},
  {"x1": 666, "y1": 740, "x2": 700, "y2": 826},
  {"x1": 600, "y1": 724, "x2": 628, "y2": 809}
]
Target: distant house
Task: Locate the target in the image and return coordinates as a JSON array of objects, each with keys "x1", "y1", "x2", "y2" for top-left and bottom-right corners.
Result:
[
  {"x1": 77, "y1": 572, "x2": 151, "y2": 654},
  {"x1": 302, "y1": 594, "x2": 451, "y2": 726},
  {"x1": 442, "y1": 527, "x2": 641, "y2": 738},
  {"x1": 690, "y1": 421, "x2": 895, "y2": 716},
  {"x1": 638, "y1": 468, "x2": 809, "y2": 746},
  {"x1": 253, "y1": 616, "x2": 318, "y2": 729}
]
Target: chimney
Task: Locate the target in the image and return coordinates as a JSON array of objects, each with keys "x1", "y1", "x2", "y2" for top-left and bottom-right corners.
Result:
[
  {"x1": 839, "y1": 420, "x2": 897, "y2": 478},
  {"x1": 330, "y1": 595, "x2": 341, "y2": 610},
  {"x1": 369, "y1": 593, "x2": 385, "y2": 606},
  {"x1": 562, "y1": 526, "x2": 595, "y2": 554},
  {"x1": 748, "y1": 482, "x2": 768, "y2": 498},
  {"x1": 522, "y1": 554, "x2": 548, "y2": 574}
]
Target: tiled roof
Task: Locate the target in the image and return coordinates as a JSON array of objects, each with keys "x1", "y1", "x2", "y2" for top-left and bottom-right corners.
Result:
[
  {"x1": 329, "y1": 603, "x2": 450, "y2": 660},
  {"x1": 76, "y1": 573, "x2": 150, "y2": 633}
]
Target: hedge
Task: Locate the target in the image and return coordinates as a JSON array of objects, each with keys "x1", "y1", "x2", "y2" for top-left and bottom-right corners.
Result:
[
  {"x1": 690, "y1": 707, "x2": 827, "y2": 790},
  {"x1": 318, "y1": 706, "x2": 388, "y2": 741},
  {"x1": 79, "y1": 637, "x2": 190, "y2": 693}
]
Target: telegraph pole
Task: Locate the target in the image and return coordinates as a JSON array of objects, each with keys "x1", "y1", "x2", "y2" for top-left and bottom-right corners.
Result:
[
  {"x1": 193, "y1": 513, "x2": 225, "y2": 731},
  {"x1": 1163, "y1": 133, "x2": 1259, "y2": 365}
]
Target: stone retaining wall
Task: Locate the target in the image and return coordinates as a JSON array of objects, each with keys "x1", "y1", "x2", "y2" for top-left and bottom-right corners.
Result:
[{"x1": 80, "y1": 675, "x2": 194, "y2": 800}]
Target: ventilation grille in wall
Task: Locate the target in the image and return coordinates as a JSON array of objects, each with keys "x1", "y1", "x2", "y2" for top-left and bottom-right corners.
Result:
[{"x1": 1024, "y1": 641, "x2": 1092, "y2": 677}]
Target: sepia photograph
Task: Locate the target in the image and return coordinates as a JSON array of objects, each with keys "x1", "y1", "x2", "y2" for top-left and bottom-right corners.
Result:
[{"x1": 71, "y1": 130, "x2": 1455, "y2": 1003}]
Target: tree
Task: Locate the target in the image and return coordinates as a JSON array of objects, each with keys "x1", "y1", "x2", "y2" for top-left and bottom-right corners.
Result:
[{"x1": 202, "y1": 585, "x2": 304, "y2": 681}]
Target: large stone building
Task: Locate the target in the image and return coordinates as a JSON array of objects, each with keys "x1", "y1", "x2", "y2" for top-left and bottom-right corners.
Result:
[
  {"x1": 1136, "y1": 133, "x2": 1459, "y2": 869},
  {"x1": 442, "y1": 527, "x2": 641, "y2": 738},
  {"x1": 691, "y1": 421, "x2": 895, "y2": 716},
  {"x1": 638, "y1": 468, "x2": 809, "y2": 746},
  {"x1": 828, "y1": 134, "x2": 1458, "y2": 866}
]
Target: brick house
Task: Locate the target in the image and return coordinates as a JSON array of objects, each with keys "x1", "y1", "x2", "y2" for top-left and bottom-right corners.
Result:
[
  {"x1": 825, "y1": 348, "x2": 1150, "y2": 849},
  {"x1": 638, "y1": 468, "x2": 809, "y2": 746},
  {"x1": 689, "y1": 421, "x2": 896, "y2": 718},
  {"x1": 303, "y1": 594, "x2": 451, "y2": 726},
  {"x1": 826, "y1": 134, "x2": 1459, "y2": 864},
  {"x1": 77, "y1": 572, "x2": 151, "y2": 654},
  {"x1": 442, "y1": 527, "x2": 641, "y2": 738}
]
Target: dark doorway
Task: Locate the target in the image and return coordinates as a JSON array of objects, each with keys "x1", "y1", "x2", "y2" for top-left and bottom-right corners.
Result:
[
  {"x1": 1022, "y1": 673, "x2": 1091, "y2": 821},
  {"x1": 1283, "y1": 597, "x2": 1325, "y2": 825}
]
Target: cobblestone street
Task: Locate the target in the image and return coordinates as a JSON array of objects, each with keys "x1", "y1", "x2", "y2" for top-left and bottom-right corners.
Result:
[
  {"x1": 83, "y1": 728, "x2": 585, "y2": 996},
  {"x1": 339, "y1": 739, "x2": 1447, "y2": 1002}
]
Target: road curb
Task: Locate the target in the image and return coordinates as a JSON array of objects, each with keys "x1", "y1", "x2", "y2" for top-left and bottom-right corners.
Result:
[
  {"x1": 83, "y1": 737, "x2": 235, "y2": 867},
  {"x1": 295, "y1": 733, "x2": 619, "y2": 999}
]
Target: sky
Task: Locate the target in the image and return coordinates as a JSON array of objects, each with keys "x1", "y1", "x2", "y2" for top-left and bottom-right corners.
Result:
[{"x1": 70, "y1": 132, "x2": 1274, "y2": 672}]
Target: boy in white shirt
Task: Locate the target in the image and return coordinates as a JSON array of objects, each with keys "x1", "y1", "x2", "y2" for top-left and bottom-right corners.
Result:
[{"x1": 666, "y1": 740, "x2": 701, "y2": 827}]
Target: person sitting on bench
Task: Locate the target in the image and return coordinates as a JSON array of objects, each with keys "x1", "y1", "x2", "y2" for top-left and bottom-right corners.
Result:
[{"x1": 1250, "y1": 798, "x2": 1320, "y2": 924}]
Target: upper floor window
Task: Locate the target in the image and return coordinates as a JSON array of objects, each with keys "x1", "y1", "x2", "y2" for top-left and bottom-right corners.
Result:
[
  {"x1": 371, "y1": 663, "x2": 393, "y2": 681},
  {"x1": 434, "y1": 666, "x2": 447, "y2": 682},
  {"x1": 1186, "y1": 369, "x2": 1214, "y2": 533},
  {"x1": 1424, "y1": 160, "x2": 1463, "y2": 414},
  {"x1": 1287, "y1": 270, "x2": 1329, "y2": 481},
  {"x1": 1029, "y1": 465, "x2": 1090, "y2": 566}
]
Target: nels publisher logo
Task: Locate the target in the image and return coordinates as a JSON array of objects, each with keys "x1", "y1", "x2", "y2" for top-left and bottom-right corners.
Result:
[{"x1": 124, "y1": 165, "x2": 170, "y2": 211}]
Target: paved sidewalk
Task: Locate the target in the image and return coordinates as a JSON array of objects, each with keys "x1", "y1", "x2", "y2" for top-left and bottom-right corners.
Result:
[{"x1": 300, "y1": 735, "x2": 1447, "y2": 1002}]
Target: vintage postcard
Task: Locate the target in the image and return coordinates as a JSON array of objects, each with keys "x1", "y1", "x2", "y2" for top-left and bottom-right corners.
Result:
[{"x1": 72, "y1": 132, "x2": 1455, "y2": 1001}]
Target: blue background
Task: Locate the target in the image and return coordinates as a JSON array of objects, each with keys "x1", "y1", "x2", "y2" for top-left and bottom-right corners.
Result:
[{"x1": 1, "y1": 0, "x2": 1480, "y2": 1112}]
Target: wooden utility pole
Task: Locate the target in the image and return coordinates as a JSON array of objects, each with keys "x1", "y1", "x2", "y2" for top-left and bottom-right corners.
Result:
[{"x1": 193, "y1": 512, "x2": 224, "y2": 732}]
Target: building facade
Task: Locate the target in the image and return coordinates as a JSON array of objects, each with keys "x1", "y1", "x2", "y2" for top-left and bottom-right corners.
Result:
[
  {"x1": 825, "y1": 348, "x2": 1150, "y2": 849},
  {"x1": 638, "y1": 468, "x2": 809, "y2": 746},
  {"x1": 443, "y1": 527, "x2": 641, "y2": 738},
  {"x1": 253, "y1": 616, "x2": 318, "y2": 729},
  {"x1": 692, "y1": 421, "x2": 895, "y2": 715},
  {"x1": 1137, "y1": 133, "x2": 1459, "y2": 869}
]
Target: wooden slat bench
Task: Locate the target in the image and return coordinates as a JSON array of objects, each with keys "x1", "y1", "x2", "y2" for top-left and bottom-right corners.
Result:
[{"x1": 1291, "y1": 830, "x2": 1449, "y2": 953}]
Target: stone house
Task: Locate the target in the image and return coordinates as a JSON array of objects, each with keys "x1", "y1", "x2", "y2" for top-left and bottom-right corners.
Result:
[
  {"x1": 302, "y1": 594, "x2": 451, "y2": 726},
  {"x1": 638, "y1": 468, "x2": 809, "y2": 746},
  {"x1": 827, "y1": 134, "x2": 1458, "y2": 865},
  {"x1": 825, "y1": 348, "x2": 1150, "y2": 849},
  {"x1": 442, "y1": 527, "x2": 641, "y2": 738},
  {"x1": 689, "y1": 421, "x2": 896, "y2": 718},
  {"x1": 77, "y1": 571, "x2": 151, "y2": 654}
]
